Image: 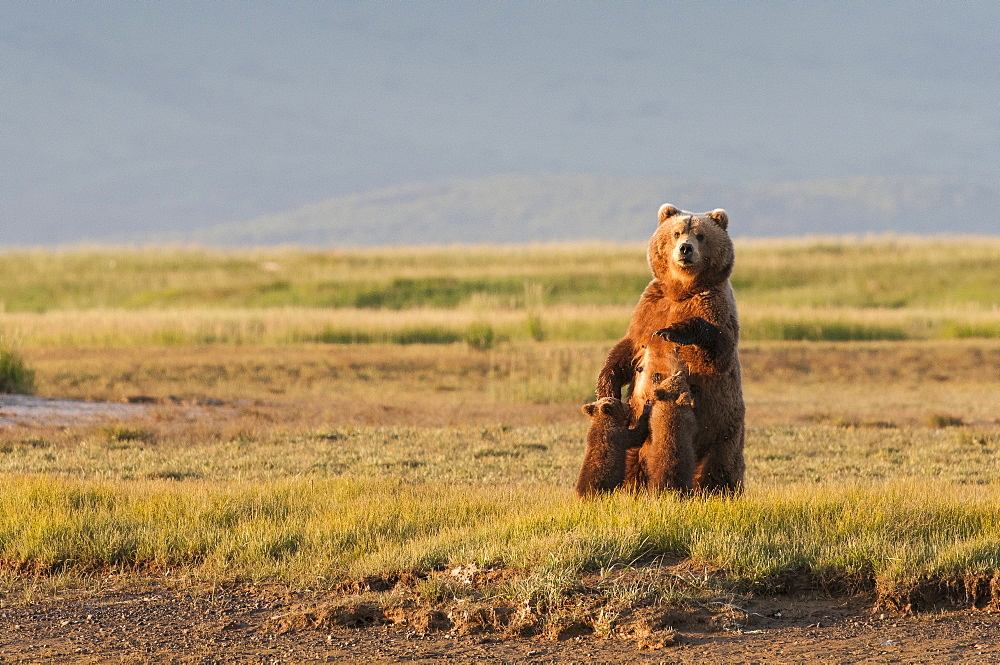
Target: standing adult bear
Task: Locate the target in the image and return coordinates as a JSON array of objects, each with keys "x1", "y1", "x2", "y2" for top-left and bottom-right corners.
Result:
[{"x1": 594, "y1": 204, "x2": 745, "y2": 494}]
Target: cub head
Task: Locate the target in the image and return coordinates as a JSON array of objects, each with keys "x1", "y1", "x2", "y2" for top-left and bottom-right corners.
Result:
[
  {"x1": 652, "y1": 370, "x2": 695, "y2": 408},
  {"x1": 653, "y1": 385, "x2": 696, "y2": 409},
  {"x1": 582, "y1": 397, "x2": 631, "y2": 424},
  {"x1": 647, "y1": 204, "x2": 734, "y2": 289}
]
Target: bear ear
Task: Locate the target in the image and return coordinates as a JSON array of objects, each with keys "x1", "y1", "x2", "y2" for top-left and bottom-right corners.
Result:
[
  {"x1": 600, "y1": 401, "x2": 616, "y2": 415},
  {"x1": 706, "y1": 209, "x2": 729, "y2": 230},
  {"x1": 658, "y1": 204, "x2": 680, "y2": 224},
  {"x1": 582, "y1": 403, "x2": 597, "y2": 417}
]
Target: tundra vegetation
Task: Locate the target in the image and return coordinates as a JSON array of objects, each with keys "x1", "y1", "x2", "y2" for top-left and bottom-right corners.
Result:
[{"x1": 0, "y1": 237, "x2": 997, "y2": 623}]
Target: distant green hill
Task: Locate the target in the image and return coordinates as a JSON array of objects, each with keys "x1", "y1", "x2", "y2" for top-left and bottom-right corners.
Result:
[{"x1": 172, "y1": 174, "x2": 998, "y2": 246}]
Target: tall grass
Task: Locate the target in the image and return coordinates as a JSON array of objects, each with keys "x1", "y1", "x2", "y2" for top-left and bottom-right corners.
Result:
[{"x1": 4, "y1": 476, "x2": 1000, "y2": 598}]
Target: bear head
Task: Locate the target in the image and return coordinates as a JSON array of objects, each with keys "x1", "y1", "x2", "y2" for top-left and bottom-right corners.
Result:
[
  {"x1": 582, "y1": 397, "x2": 631, "y2": 424},
  {"x1": 647, "y1": 204, "x2": 734, "y2": 291}
]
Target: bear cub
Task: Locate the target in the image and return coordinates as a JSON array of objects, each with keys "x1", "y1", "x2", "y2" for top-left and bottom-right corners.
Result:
[
  {"x1": 644, "y1": 370, "x2": 697, "y2": 493},
  {"x1": 576, "y1": 397, "x2": 651, "y2": 498}
]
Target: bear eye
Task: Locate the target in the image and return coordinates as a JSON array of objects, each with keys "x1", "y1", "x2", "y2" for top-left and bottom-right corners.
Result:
[
  {"x1": 696, "y1": 233, "x2": 704, "y2": 241},
  {"x1": 673, "y1": 232, "x2": 681, "y2": 238}
]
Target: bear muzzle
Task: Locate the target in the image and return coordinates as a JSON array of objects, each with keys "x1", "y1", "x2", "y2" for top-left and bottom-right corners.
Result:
[{"x1": 673, "y1": 239, "x2": 701, "y2": 267}]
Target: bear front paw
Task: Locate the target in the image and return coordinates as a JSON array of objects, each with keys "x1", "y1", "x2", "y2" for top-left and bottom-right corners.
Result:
[{"x1": 653, "y1": 317, "x2": 713, "y2": 345}]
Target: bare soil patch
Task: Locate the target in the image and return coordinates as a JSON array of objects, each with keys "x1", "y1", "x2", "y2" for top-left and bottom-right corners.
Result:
[{"x1": 3, "y1": 579, "x2": 1000, "y2": 663}]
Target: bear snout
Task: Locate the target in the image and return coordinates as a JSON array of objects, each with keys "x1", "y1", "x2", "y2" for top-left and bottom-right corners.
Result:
[{"x1": 673, "y1": 239, "x2": 700, "y2": 266}]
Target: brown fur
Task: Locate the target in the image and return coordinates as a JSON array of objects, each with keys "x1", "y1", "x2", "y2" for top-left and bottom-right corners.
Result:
[
  {"x1": 576, "y1": 397, "x2": 650, "y2": 499},
  {"x1": 642, "y1": 370, "x2": 697, "y2": 493},
  {"x1": 621, "y1": 349, "x2": 697, "y2": 494},
  {"x1": 596, "y1": 203, "x2": 745, "y2": 494}
]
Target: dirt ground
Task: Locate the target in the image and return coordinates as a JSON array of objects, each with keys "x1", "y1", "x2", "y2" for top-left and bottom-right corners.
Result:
[{"x1": 2, "y1": 580, "x2": 1000, "y2": 664}]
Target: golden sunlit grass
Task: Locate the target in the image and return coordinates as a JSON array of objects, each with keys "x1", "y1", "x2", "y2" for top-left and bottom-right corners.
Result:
[
  {"x1": 0, "y1": 239, "x2": 998, "y2": 613},
  {"x1": 2, "y1": 338, "x2": 997, "y2": 609},
  {"x1": 4, "y1": 476, "x2": 1000, "y2": 612}
]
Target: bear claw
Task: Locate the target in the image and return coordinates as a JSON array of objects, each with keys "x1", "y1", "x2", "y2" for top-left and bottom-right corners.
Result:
[
  {"x1": 652, "y1": 325, "x2": 696, "y2": 345},
  {"x1": 653, "y1": 317, "x2": 716, "y2": 346}
]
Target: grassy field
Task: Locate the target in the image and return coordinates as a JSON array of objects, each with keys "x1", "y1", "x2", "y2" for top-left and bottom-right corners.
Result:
[
  {"x1": 0, "y1": 239, "x2": 998, "y2": 616},
  {"x1": 1, "y1": 238, "x2": 997, "y2": 346}
]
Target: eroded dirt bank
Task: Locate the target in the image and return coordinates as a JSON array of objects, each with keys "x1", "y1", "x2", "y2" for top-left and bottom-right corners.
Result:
[{"x1": 3, "y1": 581, "x2": 1000, "y2": 664}]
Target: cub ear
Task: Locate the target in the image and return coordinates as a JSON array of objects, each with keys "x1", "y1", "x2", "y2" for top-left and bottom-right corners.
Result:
[
  {"x1": 582, "y1": 403, "x2": 598, "y2": 417},
  {"x1": 600, "y1": 401, "x2": 616, "y2": 415},
  {"x1": 658, "y1": 204, "x2": 680, "y2": 224},
  {"x1": 706, "y1": 208, "x2": 729, "y2": 230}
]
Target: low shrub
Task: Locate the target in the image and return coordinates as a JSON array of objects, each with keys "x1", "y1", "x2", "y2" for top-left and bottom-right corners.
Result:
[{"x1": 0, "y1": 345, "x2": 34, "y2": 394}]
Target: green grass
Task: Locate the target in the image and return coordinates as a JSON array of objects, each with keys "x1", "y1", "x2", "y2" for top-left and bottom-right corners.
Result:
[
  {"x1": 1, "y1": 240, "x2": 996, "y2": 347},
  {"x1": 1, "y1": 239, "x2": 997, "y2": 313},
  {"x1": 0, "y1": 247, "x2": 648, "y2": 312},
  {"x1": 0, "y1": 305, "x2": 996, "y2": 349},
  {"x1": 743, "y1": 318, "x2": 908, "y2": 341},
  {"x1": 4, "y1": 475, "x2": 1000, "y2": 605}
]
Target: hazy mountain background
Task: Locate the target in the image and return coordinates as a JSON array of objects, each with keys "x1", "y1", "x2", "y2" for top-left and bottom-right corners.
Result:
[
  {"x1": 176, "y1": 175, "x2": 999, "y2": 246},
  {"x1": 2, "y1": 2, "x2": 997, "y2": 246}
]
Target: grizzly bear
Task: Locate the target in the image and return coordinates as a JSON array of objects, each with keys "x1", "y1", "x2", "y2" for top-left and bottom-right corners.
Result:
[
  {"x1": 575, "y1": 397, "x2": 651, "y2": 498},
  {"x1": 595, "y1": 203, "x2": 745, "y2": 494},
  {"x1": 643, "y1": 369, "x2": 697, "y2": 493}
]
